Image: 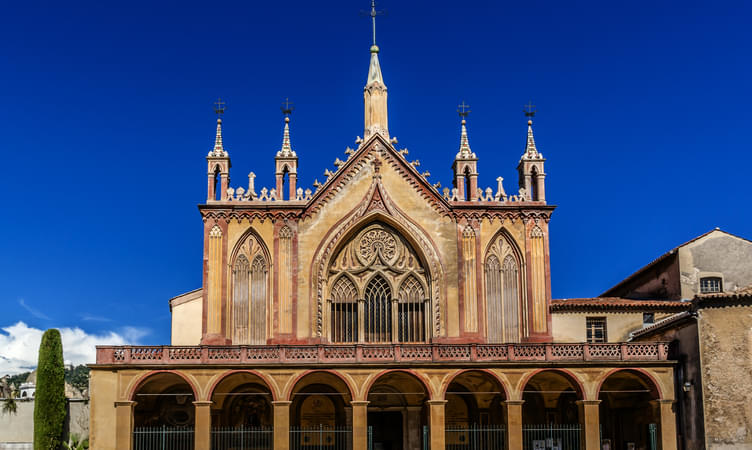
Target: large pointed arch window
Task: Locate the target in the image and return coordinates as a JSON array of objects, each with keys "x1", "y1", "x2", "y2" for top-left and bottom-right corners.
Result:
[
  {"x1": 230, "y1": 232, "x2": 269, "y2": 345},
  {"x1": 327, "y1": 223, "x2": 429, "y2": 343},
  {"x1": 485, "y1": 233, "x2": 525, "y2": 343}
]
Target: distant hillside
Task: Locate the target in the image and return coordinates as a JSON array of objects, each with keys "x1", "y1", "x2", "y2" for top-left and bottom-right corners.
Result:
[{"x1": 1, "y1": 365, "x2": 90, "y2": 393}]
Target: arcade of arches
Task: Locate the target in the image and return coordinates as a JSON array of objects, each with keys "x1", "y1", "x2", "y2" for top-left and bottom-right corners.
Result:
[{"x1": 115, "y1": 366, "x2": 677, "y2": 450}]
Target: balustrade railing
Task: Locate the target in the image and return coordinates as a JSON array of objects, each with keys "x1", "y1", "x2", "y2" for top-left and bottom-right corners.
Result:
[{"x1": 96, "y1": 342, "x2": 669, "y2": 365}]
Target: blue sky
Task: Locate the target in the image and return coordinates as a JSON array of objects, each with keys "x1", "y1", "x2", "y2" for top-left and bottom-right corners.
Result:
[{"x1": 0, "y1": 0, "x2": 750, "y2": 359}]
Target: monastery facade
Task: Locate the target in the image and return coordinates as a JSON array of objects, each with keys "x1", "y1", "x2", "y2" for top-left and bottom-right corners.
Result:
[{"x1": 90, "y1": 30, "x2": 679, "y2": 450}]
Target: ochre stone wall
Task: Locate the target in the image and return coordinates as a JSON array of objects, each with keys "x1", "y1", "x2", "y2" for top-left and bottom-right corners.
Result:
[
  {"x1": 697, "y1": 305, "x2": 752, "y2": 449},
  {"x1": 552, "y1": 312, "x2": 674, "y2": 343},
  {"x1": 197, "y1": 139, "x2": 551, "y2": 345},
  {"x1": 89, "y1": 364, "x2": 675, "y2": 450}
]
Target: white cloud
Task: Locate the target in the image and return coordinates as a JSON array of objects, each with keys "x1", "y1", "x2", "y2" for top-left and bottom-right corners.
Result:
[{"x1": 0, "y1": 322, "x2": 150, "y2": 375}]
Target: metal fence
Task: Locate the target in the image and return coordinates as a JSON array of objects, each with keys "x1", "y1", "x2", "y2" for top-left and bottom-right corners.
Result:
[
  {"x1": 290, "y1": 426, "x2": 352, "y2": 450},
  {"x1": 211, "y1": 426, "x2": 273, "y2": 449},
  {"x1": 446, "y1": 424, "x2": 506, "y2": 450},
  {"x1": 133, "y1": 426, "x2": 194, "y2": 450},
  {"x1": 522, "y1": 424, "x2": 581, "y2": 450}
]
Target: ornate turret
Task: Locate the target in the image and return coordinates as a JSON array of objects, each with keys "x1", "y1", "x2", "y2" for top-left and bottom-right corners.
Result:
[
  {"x1": 452, "y1": 102, "x2": 478, "y2": 200},
  {"x1": 275, "y1": 99, "x2": 298, "y2": 200},
  {"x1": 206, "y1": 98, "x2": 231, "y2": 202},
  {"x1": 363, "y1": 1, "x2": 388, "y2": 139},
  {"x1": 517, "y1": 103, "x2": 546, "y2": 202}
]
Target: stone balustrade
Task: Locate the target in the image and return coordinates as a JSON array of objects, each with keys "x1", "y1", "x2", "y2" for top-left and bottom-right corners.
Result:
[{"x1": 96, "y1": 342, "x2": 669, "y2": 365}]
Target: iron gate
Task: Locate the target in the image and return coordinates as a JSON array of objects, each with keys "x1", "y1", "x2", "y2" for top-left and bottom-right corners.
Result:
[
  {"x1": 211, "y1": 426, "x2": 273, "y2": 449},
  {"x1": 133, "y1": 425, "x2": 194, "y2": 450},
  {"x1": 290, "y1": 426, "x2": 352, "y2": 450},
  {"x1": 522, "y1": 424, "x2": 581, "y2": 450},
  {"x1": 446, "y1": 424, "x2": 506, "y2": 450}
]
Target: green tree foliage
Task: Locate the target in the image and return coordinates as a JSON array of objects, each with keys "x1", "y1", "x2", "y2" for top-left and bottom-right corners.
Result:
[
  {"x1": 64, "y1": 365, "x2": 90, "y2": 394},
  {"x1": 34, "y1": 329, "x2": 66, "y2": 450},
  {"x1": 2, "y1": 389, "x2": 18, "y2": 415}
]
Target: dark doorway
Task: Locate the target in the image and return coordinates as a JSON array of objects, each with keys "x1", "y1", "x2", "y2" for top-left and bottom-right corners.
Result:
[{"x1": 369, "y1": 411, "x2": 403, "y2": 450}]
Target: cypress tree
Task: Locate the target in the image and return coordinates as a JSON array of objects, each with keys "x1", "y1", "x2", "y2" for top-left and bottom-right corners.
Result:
[{"x1": 34, "y1": 329, "x2": 66, "y2": 450}]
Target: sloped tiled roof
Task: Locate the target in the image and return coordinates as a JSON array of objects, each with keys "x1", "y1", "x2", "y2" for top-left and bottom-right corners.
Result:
[
  {"x1": 551, "y1": 297, "x2": 690, "y2": 312},
  {"x1": 600, "y1": 228, "x2": 750, "y2": 297}
]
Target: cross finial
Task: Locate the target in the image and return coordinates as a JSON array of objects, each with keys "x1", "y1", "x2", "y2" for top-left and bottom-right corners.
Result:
[
  {"x1": 457, "y1": 101, "x2": 471, "y2": 119},
  {"x1": 214, "y1": 98, "x2": 226, "y2": 117},
  {"x1": 281, "y1": 97, "x2": 294, "y2": 117},
  {"x1": 523, "y1": 101, "x2": 536, "y2": 119},
  {"x1": 361, "y1": 0, "x2": 386, "y2": 46}
]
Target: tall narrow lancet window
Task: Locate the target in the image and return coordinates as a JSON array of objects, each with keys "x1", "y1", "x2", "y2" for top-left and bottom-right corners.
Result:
[
  {"x1": 398, "y1": 275, "x2": 426, "y2": 342},
  {"x1": 530, "y1": 225, "x2": 546, "y2": 333},
  {"x1": 501, "y1": 255, "x2": 520, "y2": 342},
  {"x1": 330, "y1": 276, "x2": 358, "y2": 343},
  {"x1": 250, "y1": 255, "x2": 268, "y2": 344},
  {"x1": 326, "y1": 223, "x2": 428, "y2": 343},
  {"x1": 230, "y1": 231, "x2": 269, "y2": 345},
  {"x1": 364, "y1": 275, "x2": 392, "y2": 342},
  {"x1": 232, "y1": 255, "x2": 250, "y2": 344},
  {"x1": 485, "y1": 233, "x2": 525, "y2": 343}
]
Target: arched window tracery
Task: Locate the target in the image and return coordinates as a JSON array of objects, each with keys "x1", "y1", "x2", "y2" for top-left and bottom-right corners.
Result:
[
  {"x1": 327, "y1": 223, "x2": 429, "y2": 343},
  {"x1": 230, "y1": 231, "x2": 269, "y2": 345},
  {"x1": 485, "y1": 232, "x2": 525, "y2": 343}
]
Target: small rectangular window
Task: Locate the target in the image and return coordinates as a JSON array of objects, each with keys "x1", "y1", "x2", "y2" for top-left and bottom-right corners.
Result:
[
  {"x1": 643, "y1": 312, "x2": 655, "y2": 325},
  {"x1": 700, "y1": 277, "x2": 722, "y2": 294},
  {"x1": 586, "y1": 317, "x2": 607, "y2": 343}
]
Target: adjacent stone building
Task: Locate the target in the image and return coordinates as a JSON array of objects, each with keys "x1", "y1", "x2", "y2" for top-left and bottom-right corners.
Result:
[{"x1": 89, "y1": 28, "x2": 679, "y2": 450}]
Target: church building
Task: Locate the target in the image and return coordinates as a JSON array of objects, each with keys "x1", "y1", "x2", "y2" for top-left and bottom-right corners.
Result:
[{"x1": 89, "y1": 17, "x2": 679, "y2": 450}]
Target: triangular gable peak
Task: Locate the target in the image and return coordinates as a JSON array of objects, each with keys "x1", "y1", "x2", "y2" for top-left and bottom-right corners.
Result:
[{"x1": 301, "y1": 133, "x2": 451, "y2": 219}]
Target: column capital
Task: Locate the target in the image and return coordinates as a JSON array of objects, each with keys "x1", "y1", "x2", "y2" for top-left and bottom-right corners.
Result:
[
  {"x1": 272, "y1": 400, "x2": 293, "y2": 406},
  {"x1": 426, "y1": 399, "x2": 448, "y2": 406},
  {"x1": 503, "y1": 400, "x2": 525, "y2": 406},
  {"x1": 350, "y1": 401, "x2": 370, "y2": 406},
  {"x1": 114, "y1": 401, "x2": 136, "y2": 408},
  {"x1": 576, "y1": 400, "x2": 602, "y2": 406},
  {"x1": 192, "y1": 401, "x2": 213, "y2": 407}
]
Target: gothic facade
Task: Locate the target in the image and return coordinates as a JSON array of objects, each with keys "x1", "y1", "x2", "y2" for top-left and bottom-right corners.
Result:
[{"x1": 90, "y1": 36, "x2": 678, "y2": 450}]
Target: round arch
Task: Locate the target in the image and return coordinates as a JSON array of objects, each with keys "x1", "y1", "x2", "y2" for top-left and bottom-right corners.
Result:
[
  {"x1": 364, "y1": 369, "x2": 435, "y2": 401},
  {"x1": 598, "y1": 369, "x2": 663, "y2": 450},
  {"x1": 440, "y1": 369, "x2": 509, "y2": 400},
  {"x1": 518, "y1": 368, "x2": 585, "y2": 400},
  {"x1": 207, "y1": 369, "x2": 279, "y2": 402},
  {"x1": 595, "y1": 368, "x2": 663, "y2": 400},
  {"x1": 128, "y1": 370, "x2": 199, "y2": 402},
  {"x1": 285, "y1": 370, "x2": 355, "y2": 403}
]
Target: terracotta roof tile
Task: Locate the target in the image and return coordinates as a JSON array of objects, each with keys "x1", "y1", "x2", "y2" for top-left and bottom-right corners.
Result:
[{"x1": 551, "y1": 297, "x2": 691, "y2": 312}]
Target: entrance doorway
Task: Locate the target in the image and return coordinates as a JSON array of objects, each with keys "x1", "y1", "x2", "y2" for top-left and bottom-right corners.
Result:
[{"x1": 369, "y1": 411, "x2": 403, "y2": 450}]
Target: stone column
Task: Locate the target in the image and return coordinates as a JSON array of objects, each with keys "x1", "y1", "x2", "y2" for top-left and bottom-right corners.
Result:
[
  {"x1": 273, "y1": 400, "x2": 292, "y2": 450},
  {"x1": 504, "y1": 400, "x2": 524, "y2": 450},
  {"x1": 114, "y1": 401, "x2": 136, "y2": 450},
  {"x1": 391, "y1": 298, "x2": 399, "y2": 342},
  {"x1": 455, "y1": 176, "x2": 465, "y2": 200},
  {"x1": 427, "y1": 400, "x2": 447, "y2": 450},
  {"x1": 220, "y1": 173, "x2": 229, "y2": 201},
  {"x1": 358, "y1": 299, "x2": 366, "y2": 342},
  {"x1": 193, "y1": 401, "x2": 213, "y2": 450},
  {"x1": 577, "y1": 400, "x2": 601, "y2": 450},
  {"x1": 289, "y1": 173, "x2": 297, "y2": 200},
  {"x1": 351, "y1": 401, "x2": 369, "y2": 450},
  {"x1": 655, "y1": 399, "x2": 677, "y2": 450},
  {"x1": 469, "y1": 174, "x2": 479, "y2": 201},
  {"x1": 535, "y1": 173, "x2": 546, "y2": 202}
]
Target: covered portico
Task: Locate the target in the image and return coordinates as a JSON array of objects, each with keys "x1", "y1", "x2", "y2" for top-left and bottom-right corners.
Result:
[{"x1": 93, "y1": 341, "x2": 677, "y2": 450}]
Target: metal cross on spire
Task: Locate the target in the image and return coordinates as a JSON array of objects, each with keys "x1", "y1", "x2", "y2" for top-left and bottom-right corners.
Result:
[
  {"x1": 214, "y1": 98, "x2": 226, "y2": 117},
  {"x1": 457, "y1": 101, "x2": 471, "y2": 119},
  {"x1": 361, "y1": 0, "x2": 386, "y2": 46},
  {"x1": 523, "y1": 101, "x2": 536, "y2": 119},
  {"x1": 281, "y1": 97, "x2": 294, "y2": 117}
]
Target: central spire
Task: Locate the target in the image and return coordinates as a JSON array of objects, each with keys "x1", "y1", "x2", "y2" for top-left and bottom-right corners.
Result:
[{"x1": 363, "y1": 1, "x2": 388, "y2": 139}]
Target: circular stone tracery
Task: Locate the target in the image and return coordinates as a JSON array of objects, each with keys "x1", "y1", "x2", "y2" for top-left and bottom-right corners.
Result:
[{"x1": 358, "y1": 228, "x2": 398, "y2": 263}]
